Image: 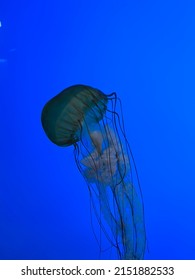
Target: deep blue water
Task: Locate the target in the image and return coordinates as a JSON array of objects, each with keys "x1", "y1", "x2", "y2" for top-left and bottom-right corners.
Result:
[{"x1": 0, "y1": 0, "x2": 195, "y2": 260}]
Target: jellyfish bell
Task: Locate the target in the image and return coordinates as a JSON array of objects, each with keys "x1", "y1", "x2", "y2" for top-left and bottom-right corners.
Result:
[
  {"x1": 41, "y1": 84, "x2": 146, "y2": 260},
  {"x1": 41, "y1": 84, "x2": 107, "y2": 147}
]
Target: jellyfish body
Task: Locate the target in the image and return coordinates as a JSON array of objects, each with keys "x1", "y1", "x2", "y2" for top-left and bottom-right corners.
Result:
[{"x1": 41, "y1": 84, "x2": 146, "y2": 259}]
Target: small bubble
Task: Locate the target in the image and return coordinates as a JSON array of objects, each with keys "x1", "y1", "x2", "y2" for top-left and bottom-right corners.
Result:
[{"x1": 0, "y1": 59, "x2": 7, "y2": 63}]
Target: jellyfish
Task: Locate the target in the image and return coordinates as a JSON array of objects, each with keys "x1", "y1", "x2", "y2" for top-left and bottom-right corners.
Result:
[{"x1": 41, "y1": 84, "x2": 146, "y2": 259}]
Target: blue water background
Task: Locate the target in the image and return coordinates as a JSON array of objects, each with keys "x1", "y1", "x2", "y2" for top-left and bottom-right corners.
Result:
[{"x1": 0, "y1": 0, "x2": 195, "y2": 259}]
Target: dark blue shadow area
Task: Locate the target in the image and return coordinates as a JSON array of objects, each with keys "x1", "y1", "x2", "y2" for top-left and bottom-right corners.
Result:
[{"x1": 0, "y1": 0, "x2": 195, "y2": 259}]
